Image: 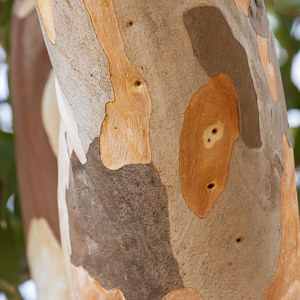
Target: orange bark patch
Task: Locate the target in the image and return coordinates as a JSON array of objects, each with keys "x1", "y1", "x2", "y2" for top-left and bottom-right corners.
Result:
[
  {"x1": 257, "y1": 35, "x2": 278, "y2": 102},
  {"x1": 83, "y1": 0, "x2": 151, "y2": 170},
  {"x1": 71, "y1": 265, "x2": 125, "y2": 300},
  {"x1": 36, "y1": 0, "x2": 56, "y2": 44},
  {"x1": 195, "y1": 3, "x2": 210, "y2": 8},
  {"x1": 163, "y1": 288, "x2": 204, "y2": 300},
  {"x1": 179, "y1": 73, "x2": 239, "y2": 218},
  {"x1": 234, "y1": 0, "x2": 249, "y2": 16},
  {"x1": 264, "y1": 135, "x2": 300, "y2": 299}
]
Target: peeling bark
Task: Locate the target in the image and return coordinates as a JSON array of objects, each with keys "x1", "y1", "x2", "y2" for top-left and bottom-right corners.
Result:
[
  {"x1": 35, "y1": 0, "x2": 300, "y2": 299},
  {"x1": 27, "y1": 218, "x2": 69, "y2": 299}
]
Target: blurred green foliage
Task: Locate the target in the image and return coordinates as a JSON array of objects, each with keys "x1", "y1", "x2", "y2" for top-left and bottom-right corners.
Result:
[
  {"x1": 0, "y1": 0, "x2": 13, "y2": 54},
  {"x1": 0, "y1": 0, "x2": 299, "y2": 299}
]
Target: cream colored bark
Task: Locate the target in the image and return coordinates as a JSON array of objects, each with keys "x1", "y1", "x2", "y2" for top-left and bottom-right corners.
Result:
[
  {"x1": 27, "y1": 218, "x2": 70, "y2": 300},
  {"x1": 41, "y1": 69, "x2": 60, "y2": 157}
]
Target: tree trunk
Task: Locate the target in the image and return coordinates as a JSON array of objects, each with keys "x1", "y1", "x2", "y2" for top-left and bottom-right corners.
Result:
[
  {"x1": 10, "y1": 1, "x2": 69, "y2": 298},
  {"x1": 11, "y1": 0, "x2": 59, "y2": 241},
  {"x1": 35, "y1": 0, "x2": 300, "y2": 299}
]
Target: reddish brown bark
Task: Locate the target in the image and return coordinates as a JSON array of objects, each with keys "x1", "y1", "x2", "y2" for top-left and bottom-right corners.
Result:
[{"x1": 10, "y1": 10, "x2": 60, "y2": 241}]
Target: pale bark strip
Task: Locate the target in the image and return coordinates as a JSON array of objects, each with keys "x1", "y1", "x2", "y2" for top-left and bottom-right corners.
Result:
[
  {"x1": 27, "y1": 218, "x2": 70, "y2": 300},
  {"x1": 41, "y1": 69, "x2": 60, "y2": 157}
]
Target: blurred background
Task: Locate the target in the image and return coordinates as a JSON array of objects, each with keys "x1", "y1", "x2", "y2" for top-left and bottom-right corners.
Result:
[{"x1": 0, "y1": 0, "x2": 299, "y2": 299}]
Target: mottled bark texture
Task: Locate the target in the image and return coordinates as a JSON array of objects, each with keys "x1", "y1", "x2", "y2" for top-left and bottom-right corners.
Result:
[
  {"x1": 36, "y1": 0, "x2": 299, "y2": 299},
  {"x1": 67, "y1": 138, "x2": 183, "y2": 299},
  {"x1": 183, "y1": 5, "x2": 261, "y2": 149},
  {"x1": 11, "y1": 5, "x2": 59, "y2": 241}
]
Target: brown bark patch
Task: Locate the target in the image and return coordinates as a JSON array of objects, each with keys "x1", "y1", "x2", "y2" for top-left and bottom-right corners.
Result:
[
  {"x1": 67, "y1": 138, "x2": 183, "y2": 300},
  {"x1": 183, "y1": 5, "x2": 261, "y2": 149},
  {"x1": 248, "y1": 0, "x2": 269, "y2": 38},
  {"x1": 234, "y1": 0, "x2": 249, "y2": 16},
  {"x1": 257, "y1": 34, "x2": 278, "y2": 102},
  {"x1": 11, "y1": 11, "x2": 59, "y2": 240},
  {"x1": 36, "y1": 0, "x2": 56, "y2": 44},
  {"x1": 264, "y1": 134, "x2": 300, "y2": 299},
  {"x1": 179, "y1": 73, "x2": 239, "y2": 218},
  {"x1": 163, "y1": 288, "x2": 204, "y2": 300},
  {"x1": 83, "y1": 0, "x2": 151, "y2": 170}
]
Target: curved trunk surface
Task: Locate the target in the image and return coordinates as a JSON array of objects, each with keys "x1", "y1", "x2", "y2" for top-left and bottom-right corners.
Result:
[{"x1": 35, "y1": 0, "x2": 299, "y2": 299}]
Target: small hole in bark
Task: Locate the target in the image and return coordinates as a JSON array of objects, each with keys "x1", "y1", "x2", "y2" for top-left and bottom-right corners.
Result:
[
  {"x1": 208, "y1": 138, "x2": 211, "y2": 142},
  {"x1": 127, "y1": 20, "x2": 134, "y2": 27},
  {"x1": 134, "y1": 80, "x2": 142, "y2": 87},
  {"x1": 207, "y1": 183, "x2": 215, "y2": 189},
  {"x1": 114, "y1": 127, "x2": 117, "y2": 130},
  {"x1": 236, "y1": 236, "x2": 244, "y2": 243},
  {"x1": 90, "y1": 73, "x2": 93, "y2": 77},
  {"x1": 212, "y1": 128, "x2": 218, "y2": 134}
]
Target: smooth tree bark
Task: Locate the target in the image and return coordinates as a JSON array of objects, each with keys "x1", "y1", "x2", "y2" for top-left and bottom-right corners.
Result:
[
  {"x1": 10, "y1": 0, "x2": 69, "y2": 298},
  {"x1": 35, "y1": 0, "x2": 300, "y2": 299}
]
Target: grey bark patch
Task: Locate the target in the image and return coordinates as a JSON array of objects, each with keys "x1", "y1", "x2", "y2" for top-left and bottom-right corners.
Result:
[
  {"x1": 183, "y1": 6, "x2": 261, "y2": 149},
  {"x1": 274, "y1": 154, "x2": 284, "y2": 177},
  {"x1": 66, "y1": 138, "x2": 183, "y2": 300},
  {"x1": 248, "y1": 0, "x2": 269, "y2": 38},
  {"x1": 268, "y1": 34, "x2": 293, "y2": 148}
]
